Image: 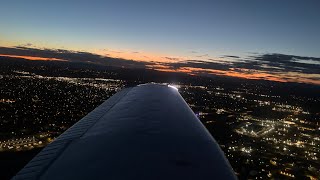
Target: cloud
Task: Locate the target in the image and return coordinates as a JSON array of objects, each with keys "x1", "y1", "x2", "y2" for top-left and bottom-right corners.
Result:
[
  {"x1": 18, "y1": 43, "x2": 33, "y2": 47},
  {"x1": 163, "y1": 57, "x2": 181, "y2": 61},
  {"x1": 1, "y1": 46, "x2": 319, "y2": 85},
  {"x1": 152, "y1": 53, "x2": 320, "y2": 85},
  {"x1": 196, "y1": 54, "x2": 209, "y2": 58},
  {"x1": 221, "y1": 55, "x2": 240, "y2": 59},
  {"x1": 109, "y1": 50, "x2": 123, "y2": 53},
  {"x1": 250, "y1": 54, "x2": 320, "y2": 74},
  {"x1": 0, "y1": 46, "x2": 150, "y2": 68}
]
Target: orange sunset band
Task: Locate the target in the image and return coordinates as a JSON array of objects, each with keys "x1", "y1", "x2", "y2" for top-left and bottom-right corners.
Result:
[
  {"x1": 0, "y1": 54, "x2": 68, "y2": 61},
  {"x1": 1, "y1": 53, "x2": 319, "y2": 86}
]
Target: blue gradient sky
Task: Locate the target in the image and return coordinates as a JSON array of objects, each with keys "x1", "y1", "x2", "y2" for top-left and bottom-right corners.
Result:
[{"x1": 1, "y1": 0, "x2": 320, "y2": 59}]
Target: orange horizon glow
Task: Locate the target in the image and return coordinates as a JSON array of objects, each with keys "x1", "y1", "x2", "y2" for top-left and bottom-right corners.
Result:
[
  {"x1": 147, "y1": 65, "x2": 320, "y2": 85},
  {"x1": 94, "y1": 49, "x2": 187, "y2": 63},
  {"x1": 0, "y1": 54, "x2": 68, "y2": 61},
  {"x1": 1, "y1": 52, "x2": 319, "y2": 86}
]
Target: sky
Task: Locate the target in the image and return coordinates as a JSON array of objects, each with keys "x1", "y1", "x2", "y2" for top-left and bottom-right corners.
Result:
[{"x1": 0, "y1": 0, "x2": 320, "y2": 85}]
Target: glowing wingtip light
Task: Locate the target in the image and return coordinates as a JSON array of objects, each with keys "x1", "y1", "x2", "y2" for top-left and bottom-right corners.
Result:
[{"x1": 168, "y1": 85, "x2": 179, "y2": 91}]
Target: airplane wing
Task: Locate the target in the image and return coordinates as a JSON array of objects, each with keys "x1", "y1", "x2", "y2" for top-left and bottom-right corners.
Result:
[{"x1": 12, "y1": 84, "x2": 236, "y2": 180}]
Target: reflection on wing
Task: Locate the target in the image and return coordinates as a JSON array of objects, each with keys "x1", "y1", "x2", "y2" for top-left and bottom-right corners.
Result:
[{"x1": 13, "y1": 84, "x2": 236, "y2": 180}]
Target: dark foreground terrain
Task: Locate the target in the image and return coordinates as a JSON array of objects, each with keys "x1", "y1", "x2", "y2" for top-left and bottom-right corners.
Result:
[{"x1": 1, "y1": 57, "x2": 319, "y2": 179}]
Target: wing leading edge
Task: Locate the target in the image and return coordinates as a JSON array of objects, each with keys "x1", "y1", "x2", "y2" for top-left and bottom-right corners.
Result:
[{"x1": 13, "y1": 84, "x2": 236, "y2": 180}]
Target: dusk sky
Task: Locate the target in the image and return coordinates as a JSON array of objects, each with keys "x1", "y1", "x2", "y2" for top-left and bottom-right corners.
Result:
[{"x1": 1, "y1": 0, "x2": 319, "y2": 84}]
